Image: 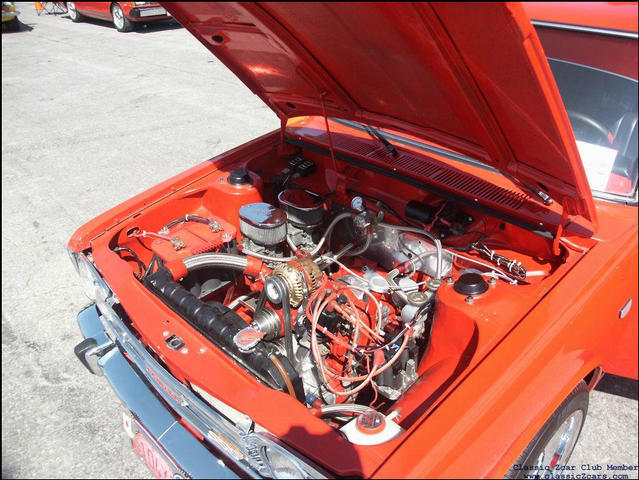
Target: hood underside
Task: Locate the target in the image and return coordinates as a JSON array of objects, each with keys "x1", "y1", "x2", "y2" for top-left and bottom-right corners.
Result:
[{"x1": 162, "y1": 1, "x2": 597, "y2": 225}]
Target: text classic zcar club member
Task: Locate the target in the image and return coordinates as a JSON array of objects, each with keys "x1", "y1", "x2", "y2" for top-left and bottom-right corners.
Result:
[{"x1": 68, "y1": 2, "x2": 638, "y2": 478}]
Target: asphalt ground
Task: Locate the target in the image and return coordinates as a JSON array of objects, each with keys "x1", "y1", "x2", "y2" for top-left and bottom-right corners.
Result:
[{"x1": 2, "y1": 3, "x2": 638, "y2": 479}]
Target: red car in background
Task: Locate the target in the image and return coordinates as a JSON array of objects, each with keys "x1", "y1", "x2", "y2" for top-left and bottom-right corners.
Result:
[{"x1": 66, "y1": 1, "x2": 172, "y2": 32}]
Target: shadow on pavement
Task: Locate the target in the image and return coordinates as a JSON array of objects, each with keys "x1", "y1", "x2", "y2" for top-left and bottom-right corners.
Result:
[
  {"x1": 2, "y1": 18, "x2": 34, "y2": 33},
  {"x1": 135, "y1": 19, "x2": 183, "y2": 34},
  {"x1": 596, "y1": 373, "x2": 639, "y2": 401}
]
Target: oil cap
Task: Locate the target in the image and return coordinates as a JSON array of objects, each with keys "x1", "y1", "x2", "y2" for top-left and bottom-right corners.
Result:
[
  {"x1": 454, "y1": 272, "x2": 488, "y2": 296},
  {"x1": 228, "y1": 168, "x2": 251, "y2": 185}
]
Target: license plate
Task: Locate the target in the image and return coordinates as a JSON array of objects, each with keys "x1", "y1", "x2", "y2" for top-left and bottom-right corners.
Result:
[
  {"x1": 132, "y1": 432, "x2": 177, "y2": 479},
  {"x1": 139, "y1": 6, "x2": 167, "y2": 17},
  {"x1": 123, "y1": 412, "x2": 178, "y2": 479}
]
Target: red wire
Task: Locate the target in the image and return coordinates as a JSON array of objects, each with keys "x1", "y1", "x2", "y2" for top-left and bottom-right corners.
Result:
[{"x1": 310, "y1": 286, "x2": 412, "y2": 397}]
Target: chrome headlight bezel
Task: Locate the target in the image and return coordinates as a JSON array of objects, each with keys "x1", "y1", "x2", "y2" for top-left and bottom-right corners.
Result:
[
  {"x1": 243, "y1": 432, "x2": 327, "y2": 479},
  {"x1": 72, "y1": 252, "x2": 112, "y2": 304},
  {"x1": 67, "y1": 247, "x2": 80, "y2": 273}
]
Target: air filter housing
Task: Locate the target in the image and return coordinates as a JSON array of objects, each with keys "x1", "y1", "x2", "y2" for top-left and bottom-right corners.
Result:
[
  {"x1": 239, "y1": 203, "x2": 287, "y2": 246},
  {"x1": 278, "y1": 188, "x2": 324, "y2": 229}
]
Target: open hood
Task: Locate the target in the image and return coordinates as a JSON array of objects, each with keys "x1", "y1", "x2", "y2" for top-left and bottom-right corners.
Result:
[{"x1": 162, "y1": 2, "x2": 597, "y2": 224}]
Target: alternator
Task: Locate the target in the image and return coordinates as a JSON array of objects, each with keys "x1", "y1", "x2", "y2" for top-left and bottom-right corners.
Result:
[{"x1": 270, "y1": 258, "x2": 322, "y2": 307}]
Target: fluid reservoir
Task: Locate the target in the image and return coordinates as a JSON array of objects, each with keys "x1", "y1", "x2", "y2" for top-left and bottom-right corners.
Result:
[
  {"x1": 340, "y1": 411, "x2": 404, "y2": 445},
  {"x1": 204, "y1": 168, "x2": 263, "y2": 228}
]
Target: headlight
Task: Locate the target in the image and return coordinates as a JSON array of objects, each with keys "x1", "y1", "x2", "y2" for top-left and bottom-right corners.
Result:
[
  {"x1": 74, "y1": 253, "x2": 111, "y2": 304},
  {"x1": 244, "y1": 433, "x2": 326, "y2": 479}
]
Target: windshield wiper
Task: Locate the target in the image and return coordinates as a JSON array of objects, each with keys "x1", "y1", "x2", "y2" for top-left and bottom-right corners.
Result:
[
  {"x1": 364, "y1": 124, "x2": 399, "y2": 158},
  {"x1": 500, "y1": 170, "x2": 553, "y2": 205}
]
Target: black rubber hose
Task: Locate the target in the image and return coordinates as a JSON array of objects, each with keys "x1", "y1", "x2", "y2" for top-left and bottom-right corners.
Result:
[
  {"x1": 143, "y1": 254, "x2": 160, "y2": 280},
  {"x1": 164, "y1": 214, "x2": 212, "y2": 231},
  {"x1": 163, "y1": 216, "x2": 187, "y2": 230}
]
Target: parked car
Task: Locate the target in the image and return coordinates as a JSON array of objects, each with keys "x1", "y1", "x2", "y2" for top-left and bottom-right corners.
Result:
[
  {"x1": 1, "y1": 1, "x2": 19, "y2": 31},
  {"x1": 66, "y1": 1, "x2": 171, "y2": 32},
  {"x1": 68, "y1": 2, "x2": 637, "y2": 478}
]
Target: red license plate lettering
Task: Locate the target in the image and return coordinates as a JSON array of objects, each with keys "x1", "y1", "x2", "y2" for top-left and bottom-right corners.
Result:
[{"x1": 132, "y1": 432, "x2": 176, "y2": 479}]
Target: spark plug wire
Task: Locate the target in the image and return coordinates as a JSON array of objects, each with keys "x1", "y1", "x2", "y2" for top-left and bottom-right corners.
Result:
[{"x1": 309, "y1": 285, "x2": 413, "y2": 397}]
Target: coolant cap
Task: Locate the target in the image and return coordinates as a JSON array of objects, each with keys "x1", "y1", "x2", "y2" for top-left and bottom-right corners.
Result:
[
  {"x1": 356, "y1": 411, "x2": 386, "y2": 435},
  {"x1": 233, "y1": 326, "x2": 264, "y2": 352}
]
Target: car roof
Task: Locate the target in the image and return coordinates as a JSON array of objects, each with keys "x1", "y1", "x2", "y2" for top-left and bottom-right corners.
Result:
[{"x1": 523, "y1": 2, "x2": 638, "y2": 34}]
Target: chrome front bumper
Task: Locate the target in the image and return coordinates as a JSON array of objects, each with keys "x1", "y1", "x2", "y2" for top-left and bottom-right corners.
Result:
[{"x1": 75, "y1": 304, "x2": 255, "y2": 479}]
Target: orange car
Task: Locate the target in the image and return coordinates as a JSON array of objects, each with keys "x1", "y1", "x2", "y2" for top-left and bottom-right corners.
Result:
[{"x1": 68, "y1": 2, "x2": 637, "y2": 478}]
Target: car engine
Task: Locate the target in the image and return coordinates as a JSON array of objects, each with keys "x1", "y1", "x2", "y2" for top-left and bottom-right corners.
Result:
[{"x1": 113, "y1": 155, "x2": 553, "y2": 442}]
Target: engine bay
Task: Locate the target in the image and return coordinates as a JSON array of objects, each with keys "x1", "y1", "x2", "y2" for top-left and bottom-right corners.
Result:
[{"x1": 107, "y1": 142, "x2": 582, "y2": 445}]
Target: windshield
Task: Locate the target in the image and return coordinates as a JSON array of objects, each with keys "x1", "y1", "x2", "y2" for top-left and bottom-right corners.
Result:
[{"x1": 536, "y1": 26, "x2": 638, "y2": 200}]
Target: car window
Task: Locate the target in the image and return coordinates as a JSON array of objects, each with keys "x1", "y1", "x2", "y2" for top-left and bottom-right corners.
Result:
[
  {"x1": 547, "y1": 58, "x2": 638, "y2": 197},
  {"x1": 537, "y1": 28, "x2": 638, "y2": 200}
]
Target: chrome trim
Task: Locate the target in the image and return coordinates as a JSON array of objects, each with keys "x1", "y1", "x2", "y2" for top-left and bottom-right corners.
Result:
[
  {"x1": 619, "y1": 298, "x2": 633, "y2": 319},
  {"x1": 76, "y1": 304, "x2": 254, "y2": 479},
  {"x1": 74, "y1": 264, "x2": 327, "y2": 478},
  {"x1": 137, "y1": 6, "x2": 166, "y2": 17},
  {"x1": 531, "y1": 20, "x2": 638, "y2": 39},
  {"x1": 67, "y1": 248, "x2": 80, "y2": 273},
  {"x1": 590, "y1": 189, "x2": 638, "y2": 207}
]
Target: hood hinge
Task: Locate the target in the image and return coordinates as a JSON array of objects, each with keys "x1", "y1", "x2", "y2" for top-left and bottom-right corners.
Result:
[{"x1": 552, "y1": 199, "x2": 573, "y2": 257}]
